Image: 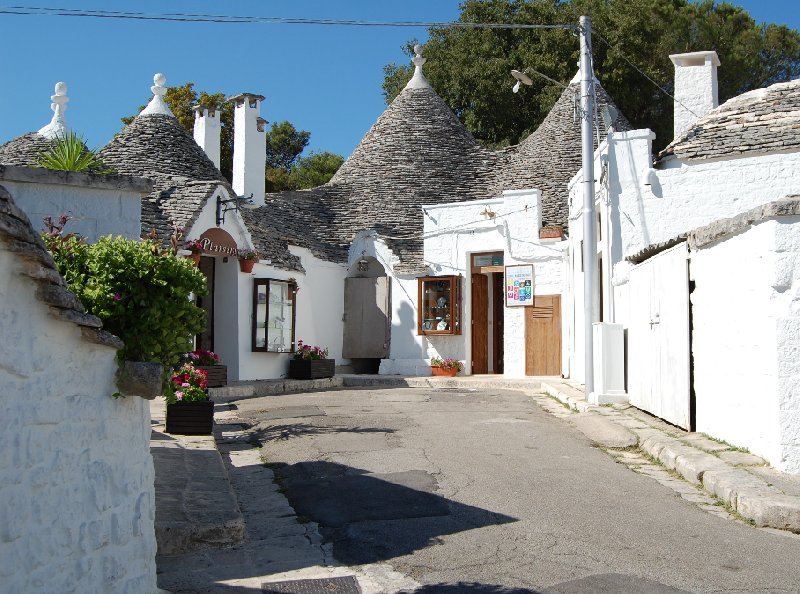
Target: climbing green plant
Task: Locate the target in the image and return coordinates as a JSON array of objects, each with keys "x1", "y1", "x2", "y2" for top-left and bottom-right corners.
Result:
[
  {"x1": 43, "y1": 219, "x2": 207, "y2": 374},
  {"x1": 37, "y1": 130, "x2": 114, "y2": 173}
]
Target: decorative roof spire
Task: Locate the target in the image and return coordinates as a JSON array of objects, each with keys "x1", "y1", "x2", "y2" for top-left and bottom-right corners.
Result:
[
  {"x1": 38, "y1": 82, "x2": 70, "y2": 139},
  {"x1": 405, "y1": 44, "x2": 432, "y2": 90},
  {"x1": 140, "y1": 73, "x2": 174, "y2": 117}
]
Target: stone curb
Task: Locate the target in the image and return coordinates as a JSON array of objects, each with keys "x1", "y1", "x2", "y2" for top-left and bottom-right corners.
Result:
[{"x1": 540, "y1": 380, "x2": 800, "y2": 533}]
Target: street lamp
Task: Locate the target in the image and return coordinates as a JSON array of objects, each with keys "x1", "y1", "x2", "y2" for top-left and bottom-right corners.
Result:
[{"x1": 216, "y1": 193, "x2": 259, "y2": 226}]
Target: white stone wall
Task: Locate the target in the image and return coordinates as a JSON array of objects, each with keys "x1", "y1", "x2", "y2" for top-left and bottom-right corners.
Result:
[
  {"x1": 381, "y1": 190, "x2": 568, "y2": 377},
  {"x1": 2, "y1": 177, "x2": 142, "y2": 241},
  {"x1": 0, "y1": 248, "x2": 157, "y2": 591},
  {"x1": 689, "y1": 218, "x2": 800, "y2": 470}
]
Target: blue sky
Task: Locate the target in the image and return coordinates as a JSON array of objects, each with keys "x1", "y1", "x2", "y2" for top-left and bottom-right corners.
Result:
[{"x1": 1, "y1": 1, "x2": 797, "y2": 159}]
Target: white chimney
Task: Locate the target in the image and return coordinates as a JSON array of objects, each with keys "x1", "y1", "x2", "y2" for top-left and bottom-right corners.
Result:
[
  {"x1": 230, "y1": 93, "x2": 266, "y2": 206},
  {"x1": 192, "y1": 105, "x2": 221, "y2": 169},
  {"x1": 670, "y1": 51, "x2": 720, "y2": 140}
]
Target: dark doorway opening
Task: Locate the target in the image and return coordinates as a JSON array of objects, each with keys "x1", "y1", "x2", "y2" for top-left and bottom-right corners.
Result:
[{"x1": 196, "y1": 256, "x2": 215, "y2": 351}]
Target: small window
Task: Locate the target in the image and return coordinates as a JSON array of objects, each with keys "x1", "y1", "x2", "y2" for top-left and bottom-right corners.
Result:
[
  {"x1": 417, "y1": 275, "x2": 462, "y2": 335},
  {"x1": 252, "y1": 278, "x2": 297, "y2": 352}
]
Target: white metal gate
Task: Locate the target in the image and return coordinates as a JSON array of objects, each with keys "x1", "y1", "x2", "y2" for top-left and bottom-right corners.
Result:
[{"x1": 628, "y1": 243, "x2": 691, "y2": 429}]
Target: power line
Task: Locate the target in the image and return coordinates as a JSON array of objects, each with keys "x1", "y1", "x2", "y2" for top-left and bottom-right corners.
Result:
[
  {"x1": 594, "y1": 31, "x2": 700, "y2": 119},
  {"x1": 0, "y1": 6, "x2": 578, "y2": 29}
]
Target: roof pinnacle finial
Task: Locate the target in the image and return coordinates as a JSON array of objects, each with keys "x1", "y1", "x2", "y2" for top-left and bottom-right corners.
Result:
[
  {"x1": 139, "y1": 72, "x2": 175, "y2": 117},
  {"x1": 38, "y1": 81, "x2": 70, "y2": 139},
  {"x1": 405, "y1": 44, "x2": 432, "y2": 90}
]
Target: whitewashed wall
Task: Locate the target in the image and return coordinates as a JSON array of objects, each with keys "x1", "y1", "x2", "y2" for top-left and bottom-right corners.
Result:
[
  {"x1": 0, "y1": 246, "x2": 157, "y2": 591},
  {"x1": 690, "y1": 219, "x2": 791, "y2": 468},
  {"x1": 0, "y1": 166, "x2": 148, "y2": 241},
  {"x1": 381, "y1": 190, "x2": 568, "y2": 377}
]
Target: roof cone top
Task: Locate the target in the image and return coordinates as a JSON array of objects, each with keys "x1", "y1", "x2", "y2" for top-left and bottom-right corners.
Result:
[
  {"x1": 140, "y1": 73, "x2": 175, "y2": 117},
  {"x1": 37, "y1": 81, "x2": 70, "y2": 139},
  {"x1": 405, "y1": 44, "x2": 432, "y2": 90}
]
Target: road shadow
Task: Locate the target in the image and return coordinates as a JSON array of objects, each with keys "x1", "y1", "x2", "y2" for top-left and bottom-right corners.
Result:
[
  {"x1": 401, "y1": 585, "x2": 542, "y2": 594},
  {"x1": 215, "y1": 420, "x2": 395, "y2": 446},
  {"x1": 271, "y1": 460, "x2": 517, "y2": 565}
]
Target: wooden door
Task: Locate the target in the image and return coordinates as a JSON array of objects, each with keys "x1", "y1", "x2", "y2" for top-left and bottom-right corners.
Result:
[
  {"x1": 628, "y1": 243, "x2": 691, "y2": 429},
  {"x1": 471, "y1": 274, "x2": 488, "y2": 374},
  {"x1": 492, "y1": 272, "x2": 504, "y2": 373},
  {"x1": 342, "y1": 277, "x2": 391, "y2": 358},
  {"x1": 525, "y1": 295, "x2": 561, "y2": 376}
]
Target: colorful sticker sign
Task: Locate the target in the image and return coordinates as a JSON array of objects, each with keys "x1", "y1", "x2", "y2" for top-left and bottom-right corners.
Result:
[{"x1": 505, "y1": 265, "x2": 534, "y2": 307}]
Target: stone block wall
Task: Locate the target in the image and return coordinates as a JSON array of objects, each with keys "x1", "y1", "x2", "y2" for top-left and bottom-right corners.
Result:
[{"x1": 0, "y1": 213, "x2": 156, "y2": 590}]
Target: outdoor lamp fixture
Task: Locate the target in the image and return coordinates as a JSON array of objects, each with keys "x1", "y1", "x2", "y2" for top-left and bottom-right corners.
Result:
[
  {"x1": 216, "y1": 193, "x2": 258, "y2": 226},
  {"x1": 511, "y1": 69, "x2": 533, "y2": 93},
  {"x1": 357, "y1": 251, "x2": 370, "y2": 272}
]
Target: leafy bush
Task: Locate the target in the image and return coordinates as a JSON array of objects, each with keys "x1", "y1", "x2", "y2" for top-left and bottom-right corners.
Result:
[
  {"x1": 43, "y1": 226, "x2": 207, "y2": 374},
  {"x1": 293, "y1": 340, "x2": 329, "y2": 360},
  {"x1": 36, "y1": 130, "x2": 114, "y2": 174}
]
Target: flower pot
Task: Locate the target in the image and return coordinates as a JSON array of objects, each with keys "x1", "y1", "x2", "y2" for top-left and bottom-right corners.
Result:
[
  {"x1": 185, "y1": 253, "x2": 201, "y2": 266},
  {"x1": 431, "y1": 366, "x2": 458, "y2": 377},
  {"x1": 539, "y1": 226, "x2": 564, "y2": 240},
  {"x1": 239, "y1": 258, "x2": 256, "y2": 273},
  {"x1": 165, "y1": 400, "x2": 214, "y2": 435},
  {"x1": 289, "y1": 358, "x2": 335, "y2": 380},
  {"x1": 198, "y1": 364, "x2": 227, "y2": 388}
]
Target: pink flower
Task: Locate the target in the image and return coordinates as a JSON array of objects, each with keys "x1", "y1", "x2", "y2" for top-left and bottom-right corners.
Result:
[
  {"x1": 175, "y1": 391, "x2": 184, "y2": 400},
  {"x1": 181, "y1": 382, "x2": 190, "y2": 388},
  {"x1": 112, "y1": 292, "x2": 122, "y2": 301}
]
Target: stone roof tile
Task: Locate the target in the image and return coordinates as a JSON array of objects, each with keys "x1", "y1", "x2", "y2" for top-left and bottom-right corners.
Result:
[{"x1": 660, "y1": 79, "x2": 800, "y2": 162}]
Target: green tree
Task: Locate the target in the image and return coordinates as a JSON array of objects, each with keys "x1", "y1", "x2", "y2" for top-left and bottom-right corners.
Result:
[
  {"x1": 287, "y1": 152, "x2": 346, "y2": 190},
  {"x1": 122, "y1": 82, "x2": 234, "y2": 179},
  {"x1": 383, "y1": 0, "x2": 800, "y2": 152},
  {"x1": 265, "y1": 120, "x2": 311, "y2": 170}
]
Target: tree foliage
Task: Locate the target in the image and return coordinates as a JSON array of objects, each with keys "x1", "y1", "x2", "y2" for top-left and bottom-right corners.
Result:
[
  {"x1": 383, "y1": 0, "x2": 800, "y2": 151},
  {"x1": 43, "y1": 220, "x2": 207, "y2": 375},
  {"x1": 265, "y1": 120, "x2": 311, "y2": 170},
  {"x1": 288, "y1": 152, "x2": 345, "y2": 190}
]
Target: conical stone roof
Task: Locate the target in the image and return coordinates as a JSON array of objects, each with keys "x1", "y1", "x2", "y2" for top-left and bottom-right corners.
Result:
[
  {"x1": 246, "y1": 85, "x2": 499, "y2": 274},
  {"x1": 0, "y1": 133, "x2": 52, "y2": 167},
  {"x1": 493, "y1": 80, "x2": 631, "y2": 229},
  {"x1": 100, "y1": 113, "x2": 231, "y2": 240}
]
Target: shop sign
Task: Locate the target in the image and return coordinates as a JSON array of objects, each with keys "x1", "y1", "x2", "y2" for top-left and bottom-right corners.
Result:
[
  {"x1": 198, "y1": 228, "x2": 239, "y2": 256},
  {"x1": 505, "y1": 264, "x2": 534, "y2": 306}
]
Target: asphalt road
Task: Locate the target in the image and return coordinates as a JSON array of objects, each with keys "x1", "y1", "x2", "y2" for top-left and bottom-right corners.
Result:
[{"x1": 229, "y1": 386, "x2": 800, "y2": 593}]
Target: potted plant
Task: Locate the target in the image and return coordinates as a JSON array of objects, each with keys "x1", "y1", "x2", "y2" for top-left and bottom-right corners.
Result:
[
  {"x1": 184, "y1": 349, "x2": 226, "y2": 388},
  {"x1": 184, "y1": 239, "x2": 203, "y2": 266},
  {"x1": 165, "y1": 363, "x2": 214, "y2": 435},
  {"x1": 289, "y1": 340, "x2": 334, "y2": 379},
  {"x1": 238, "y1": 249, "x2": 258, "y2": 273},
  {"x1": 430, "y1": 357, "x2": 464, "y2": 377}
]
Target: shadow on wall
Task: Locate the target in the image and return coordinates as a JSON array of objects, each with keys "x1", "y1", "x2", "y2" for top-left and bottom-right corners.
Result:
[
  {"x1": 395, "y1": 299, "x2": 426, "y2": 360},
  {"x1": 272, "y1": 460, "x2": 517, "y2": 565}
]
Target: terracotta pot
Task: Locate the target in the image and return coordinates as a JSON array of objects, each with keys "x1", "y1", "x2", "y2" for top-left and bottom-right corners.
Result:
[
  {"x1": 539, "y1": 226, "x2": 564, "y2": 240},
  {"x1": 239, "y1": 258, "x2": 256, "y2": 273},
  {"x1": 185, "y1": 253, "x2": 201, "y2": 266},
  {"x1": 431, "y1": 366, "x2": 458, "y2": 377}
]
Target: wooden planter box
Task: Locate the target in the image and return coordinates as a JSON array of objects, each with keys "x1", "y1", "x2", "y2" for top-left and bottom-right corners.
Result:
[
  {"x1": 165, "y1": 400, "x2": 214, "y2": 435},
  {"x1": 431, "y1": 366, "x2": 458, "y2": 377},
  {"x1": 198, "y1": 365, "x2": 227, "y2": 388},
  {"x1": 289, "y1": 358, "x2": 335, "y2": 380}
]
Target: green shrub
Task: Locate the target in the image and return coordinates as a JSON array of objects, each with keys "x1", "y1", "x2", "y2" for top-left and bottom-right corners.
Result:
[{"x1": 44, "y1": 228, "x2": 208, "y2": 374}]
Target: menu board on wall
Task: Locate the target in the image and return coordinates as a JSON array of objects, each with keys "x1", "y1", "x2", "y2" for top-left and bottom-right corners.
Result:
[{"x1": 505, "y1": 264, "x2": 534, "y2": 307}]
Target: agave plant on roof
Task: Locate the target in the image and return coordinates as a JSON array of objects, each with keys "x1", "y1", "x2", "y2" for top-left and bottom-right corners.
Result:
[{"x1": 36, "y1": 130, "x2": 114, "y2": 174}]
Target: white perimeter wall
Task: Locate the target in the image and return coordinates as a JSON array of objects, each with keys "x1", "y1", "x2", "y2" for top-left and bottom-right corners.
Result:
[
  {"x1": 2, "y1": 178, "x2": 142, "y2": 241},
  {"x1": 0, "y1": 248, "x2": 156, "y2": 591},
  {"x1": 691, "y1": 217, "x2": 800, "y2": 472},
  {"x1": 382, "y1": 190, "x2": 568, "y2": 377}
]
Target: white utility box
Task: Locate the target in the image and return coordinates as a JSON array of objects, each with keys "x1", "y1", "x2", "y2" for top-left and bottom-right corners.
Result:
[{"x1": 590, "y1": 322, "x2": 628, "y2": 404}]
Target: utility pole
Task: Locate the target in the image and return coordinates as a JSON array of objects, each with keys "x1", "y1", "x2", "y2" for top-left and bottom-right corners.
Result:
[{"x1": 579, "y1": 15, "x2": 597, "y2": 399}]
